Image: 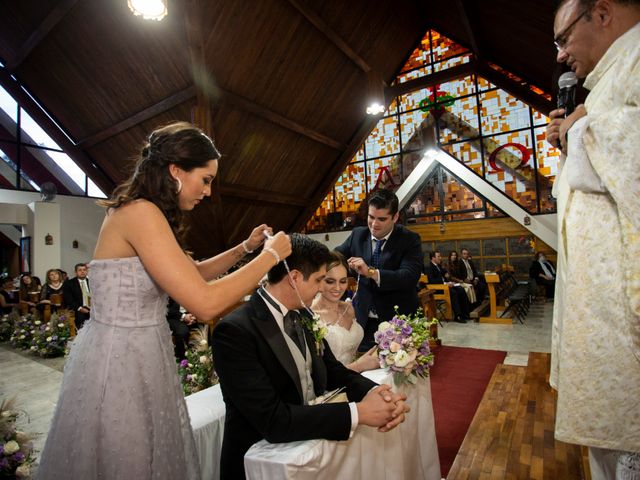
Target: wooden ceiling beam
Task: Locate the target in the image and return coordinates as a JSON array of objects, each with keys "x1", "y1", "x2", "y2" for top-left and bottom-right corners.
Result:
[
  {"x1": 284, "y1": 0, "x2": 371, "y2": 73},
  {"x1": 0, "y1": 67, "x2": 115, "y2": 194},
  {"x1": 218, "y1": 87, "x2": 346, "y2": 151},
  {"x1": 219, "y1": 183, "x2": 308, "y2": 208},
  {"x1": 77, "y1": 86, "x2": 197, "y2": 147},
  {"x1": 475, "y1": 61, "x2": 554, "y2": 115},
  {"x1": 455, "y1": 0, "x2": 482, "y2": 58},
  {"x1": 385, "y1": 60, "x2": 476, "y2": 100},
  {"x1": 6, "y1": 0, "x2": 80, "y2": 71}
]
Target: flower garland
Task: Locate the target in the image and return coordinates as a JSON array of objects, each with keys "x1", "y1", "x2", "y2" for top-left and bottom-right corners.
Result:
[{"x1": 0, "y1": 398, "x2": 35, "y2": 479}]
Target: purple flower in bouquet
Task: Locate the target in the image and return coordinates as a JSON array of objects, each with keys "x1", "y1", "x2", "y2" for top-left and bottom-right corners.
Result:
[
  {"x1": 12, "y1": 452, "x2": 25, "y2": 463},
  {"x1": 0, "y1": 457, "x2": 9, "y2": 470},
  {"x1": 52, "y1": 335, "x2": 58, "y2": 341},
  {"x1": 0, "y1": 444, "x2": 4, "y2": 455},
  {"x1": 179, "y1": 359, "x2": 188, "y2": 368}
]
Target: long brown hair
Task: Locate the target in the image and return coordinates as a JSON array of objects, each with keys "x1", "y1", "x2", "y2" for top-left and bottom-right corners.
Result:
[{"x1": 99, "y1": 122, "x2": 221, "y2": 244}]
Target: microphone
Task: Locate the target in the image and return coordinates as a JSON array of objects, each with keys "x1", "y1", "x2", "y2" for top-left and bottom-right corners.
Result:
[{"x1": 557, "y1": 71, "x2": 577, "y2": 117}]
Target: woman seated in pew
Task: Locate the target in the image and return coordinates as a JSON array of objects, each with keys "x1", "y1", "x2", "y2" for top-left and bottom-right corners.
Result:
[
  {"x1": 311, "y1": 251, "x2": 379, "y2": 373},
  {"x1": 39, "y1": 268, "x2": 64, "y2": 305},
  {"x1": 445, "y1": 250, "x2": 464, "y2": 283},
  {"x1": 0, "y1": 276, "x2": 19, "y2": 314}
]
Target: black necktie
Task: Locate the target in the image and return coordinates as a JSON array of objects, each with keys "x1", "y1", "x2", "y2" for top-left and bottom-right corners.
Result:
[
  {"x1": 372, "y1": 239, "x2": 385, "y2": 268},
  {"x1": 283, "y1": 310, "x2": 306, "y2": 354}
]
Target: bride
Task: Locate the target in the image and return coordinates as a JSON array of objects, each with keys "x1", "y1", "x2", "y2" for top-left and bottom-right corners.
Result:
[{"x1": 312, "y1": 251, "x2": 379, "y2": 372}]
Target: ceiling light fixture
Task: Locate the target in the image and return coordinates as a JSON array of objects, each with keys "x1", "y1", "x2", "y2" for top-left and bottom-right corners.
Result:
[
  {"x1": 128, "y1": 0, "x2": 168, "y2": 21},
  {"x1": 366, "y1": 102, "x2": 385, "y2": 115}
]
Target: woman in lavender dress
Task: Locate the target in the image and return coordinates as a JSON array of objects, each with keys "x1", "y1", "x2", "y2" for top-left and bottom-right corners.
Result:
[{"x1": 37, "y1": 122, "x2": 291, "y2": 480}]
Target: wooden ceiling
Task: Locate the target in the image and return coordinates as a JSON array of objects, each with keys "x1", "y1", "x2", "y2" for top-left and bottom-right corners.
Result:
[{"x1": 0, "y1": 0, "x2": 561, "y2": 258}]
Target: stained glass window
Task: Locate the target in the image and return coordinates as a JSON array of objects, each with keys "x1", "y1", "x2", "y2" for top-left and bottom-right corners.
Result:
[{"x1": 305, "y1": 28, "x2": 556, "y2": 233}]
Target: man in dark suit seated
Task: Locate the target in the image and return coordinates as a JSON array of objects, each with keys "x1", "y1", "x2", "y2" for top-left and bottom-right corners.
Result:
[
  {"x1": 166, "y1": 298, "x2": 198, "y2": 361},
  {"x1": 529, "y1": 252, "x2": 556, "y2": 299},
  {"x1": 212, "y1": 234, "x2": 410, "y2": 480},
  {"x1": 456, "y1": 248, "x2": 486, "y2": 304},
  {"x1": 425, "y1": 251, "x2": 471, "y2": 323},
  {"x1": 62, "y1": 263, "x2": 91, "y2": 330},
  {"x1": 335, "y1": 189, "x2": 423, "y2": 351}
]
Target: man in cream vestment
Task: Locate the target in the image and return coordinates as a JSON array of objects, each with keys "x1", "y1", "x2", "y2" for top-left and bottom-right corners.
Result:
[{"x1": 547, "y1": 0, "x2": 640, "y2": 477}]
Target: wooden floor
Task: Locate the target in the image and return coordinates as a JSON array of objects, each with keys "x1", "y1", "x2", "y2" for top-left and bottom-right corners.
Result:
[{"x1": 447, "y1": 353, "x2": 588, "y2": 480}]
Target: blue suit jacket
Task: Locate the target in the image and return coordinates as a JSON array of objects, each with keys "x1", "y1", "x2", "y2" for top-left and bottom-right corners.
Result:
[{"x1": 335, "y1": 225, "x2": 423, "y2": 327}]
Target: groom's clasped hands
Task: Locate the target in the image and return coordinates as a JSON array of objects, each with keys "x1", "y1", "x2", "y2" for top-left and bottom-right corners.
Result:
[{"x1": 356, "y1": 384, "x2": 410, "y2": 433}]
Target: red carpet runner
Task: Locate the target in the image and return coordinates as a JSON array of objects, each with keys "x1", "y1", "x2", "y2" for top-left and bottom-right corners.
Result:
[{"x1": 429, "y1": 345, "x2": 507, "y2": 477}]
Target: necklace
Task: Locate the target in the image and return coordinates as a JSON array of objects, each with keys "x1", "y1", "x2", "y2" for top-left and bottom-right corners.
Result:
[{"x1": 319, "y1": 300, "x2": 350, "y2": 326}]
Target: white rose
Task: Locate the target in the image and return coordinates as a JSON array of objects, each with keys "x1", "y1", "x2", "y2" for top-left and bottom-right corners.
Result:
[
  {"x1": 394, "y1": 350, "x2": 411, "y2": 368},
  {"x1": 389, "y1": 341, "x2": 401, "y2": 353},
  {"x1": 191, "y1": 373, "x2": 198, "y2": 382},
  {"x1": 30, "y1": 346, "x2": 37, "y2": 351},
  {"x1": 3, "y1": 440, "x2": 20, "y2": 455},
  {"x1": 377, "y1": 321, "x2": 392, "y2": 332},
  {"x1": 46, "y1": 336, "x2": 52, "y2": 342},
  {"x1": 199, "y1": 355, "x2": 209, "y2": 364},
  {"x1": 58, "y1": 323, "x2": 64, "y2": 328},
  {"x1": 45, "y1": 326, "x2": 50, "y2": 331},
  {"x1": 16, "y1": 464, "x2": 30, "y2": 479},
  {"x1": 30, "y1": 330, "x2": 35, "y2": 334},
  {"x1": 34, "y1": 320, "x2": 41, "y2": 325},
  {"x1": 188, "y1": 363, "x2": 193, "y2": 368},
  {"x1": 19, "y1": 335, "x2": 25, "y2": 339},
  {"x1": 199, "y1": 339, "x2": 207, "y2": 346}
]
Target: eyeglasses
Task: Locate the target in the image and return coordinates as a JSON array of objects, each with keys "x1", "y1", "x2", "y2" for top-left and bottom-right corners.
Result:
[{"x1": 554, "y1": 9, "x2": 589, "y2": 51}]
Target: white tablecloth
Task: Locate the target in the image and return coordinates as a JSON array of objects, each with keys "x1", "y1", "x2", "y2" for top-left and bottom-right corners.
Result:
[
  {"x1": 244, "y1": 369, "x2": 441, "y2": 480},
  {"x1": 185, "y1": 385, "x2": 226, "y2": 480}
]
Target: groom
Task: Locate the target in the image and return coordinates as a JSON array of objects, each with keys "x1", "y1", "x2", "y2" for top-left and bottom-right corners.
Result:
[{"x1": 212, "y1": 233, "x2": 409, "y2": 479}]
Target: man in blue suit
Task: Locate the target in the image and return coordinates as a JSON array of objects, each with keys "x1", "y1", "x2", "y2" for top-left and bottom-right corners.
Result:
[{"x1": 336, "y1": 189, "x2": 423, "y2": 351}]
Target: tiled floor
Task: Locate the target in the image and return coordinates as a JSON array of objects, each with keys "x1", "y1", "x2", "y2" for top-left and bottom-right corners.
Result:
[{"x1": 0, "y1": 299, "x2": 554, "y2": 468}]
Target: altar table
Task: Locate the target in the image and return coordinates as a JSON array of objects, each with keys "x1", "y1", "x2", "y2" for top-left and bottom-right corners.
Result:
[{"x1": 186, "y1": 369, "x2": 441, "y2": 480}]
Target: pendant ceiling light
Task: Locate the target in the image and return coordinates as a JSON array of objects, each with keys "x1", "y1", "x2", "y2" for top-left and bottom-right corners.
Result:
[{"x1": 128, "y1": 0, "x2": 168, "y2": 21}]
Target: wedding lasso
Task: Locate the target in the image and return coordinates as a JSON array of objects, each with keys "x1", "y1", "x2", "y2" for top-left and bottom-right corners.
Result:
[{"x1": 262, "y1": 230, "x2": 315, "y2": 318}]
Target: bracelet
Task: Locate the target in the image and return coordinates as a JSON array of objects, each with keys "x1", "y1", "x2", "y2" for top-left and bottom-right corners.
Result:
[
  {"x1": 241, "y1": 240, "x2": 254, "y2": 254},
  {"x1": 263, "y1": 247, "x2": 280, "y2": 265}
]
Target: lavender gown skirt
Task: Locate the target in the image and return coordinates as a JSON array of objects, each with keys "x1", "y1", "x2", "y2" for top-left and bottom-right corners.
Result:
[{"x1": 37, "y1": 257, "x2": 200, "y2": 480}]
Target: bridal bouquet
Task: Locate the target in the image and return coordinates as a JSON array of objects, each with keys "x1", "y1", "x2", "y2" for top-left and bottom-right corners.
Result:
[
  {"x1": 178, "y1": 327, "x2": 218, "y2": 396},
  {"x1": 374, "y1": 308, "x2": 436, "y2": 385}
]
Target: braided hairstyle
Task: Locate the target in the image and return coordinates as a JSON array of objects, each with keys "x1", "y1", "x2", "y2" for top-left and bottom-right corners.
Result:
[{"x1": 99, "y1": 121, "x2": 221, "y2": 245}]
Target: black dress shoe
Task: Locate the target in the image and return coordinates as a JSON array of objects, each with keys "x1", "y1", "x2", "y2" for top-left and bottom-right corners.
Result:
[{"x1": 454, "y1": 316, "x2": 467, "y2": 323}]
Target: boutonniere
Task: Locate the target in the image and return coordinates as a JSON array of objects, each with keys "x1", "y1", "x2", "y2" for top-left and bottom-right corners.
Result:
[{"x1": 300, "y1": 310, "x2": 328, "y2": 356}]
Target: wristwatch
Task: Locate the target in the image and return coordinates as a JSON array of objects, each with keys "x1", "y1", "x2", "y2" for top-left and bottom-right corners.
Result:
[{"x1": 367, "y1": 267, "x2": 377, "y2": 278}]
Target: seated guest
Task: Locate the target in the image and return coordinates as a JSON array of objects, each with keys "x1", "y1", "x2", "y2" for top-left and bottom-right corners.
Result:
[
  {"x1": 311, "y1": 251, "x2": 380, "y2": 373},
  {"x1": 40, "y1": 269, "x2": 64, "y2": 303},
  {"x1": 456, "y1": 248, "x2": 486, "y2": 303},
  {"x1": 445, "y1": 251, "x2": 463, "y2": 282},
  {"x1": 425, "y1": 251, "x2": 471, "y2": 323},
  {"x1": 19, "y1": 272, "x2": 41, "y2": 301},
  {"x1": 1, "y1": 276, "x2": 19, "y2": 314},
  {"x1": 63, "y1": 263, "x2": 92, "y2": 330},
  {"x1": 529, "y1": 252, "x2": 556, "y2": 299},
  {"x1": 166, "y1": 297, "x2": 198, "y2": 361},
  {"x1": 212, "y1": 234, "x2": 409, "y2": 480}
]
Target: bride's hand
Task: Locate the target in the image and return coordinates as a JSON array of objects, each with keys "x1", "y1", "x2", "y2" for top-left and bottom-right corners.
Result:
[{"x1": 355, "y1": 347, "x2": 380, "y2": 372}]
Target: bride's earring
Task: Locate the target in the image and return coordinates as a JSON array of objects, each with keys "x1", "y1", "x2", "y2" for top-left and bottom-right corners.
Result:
[{"x1": 175, "y1": 177, "x2": 182, "y2": 194}]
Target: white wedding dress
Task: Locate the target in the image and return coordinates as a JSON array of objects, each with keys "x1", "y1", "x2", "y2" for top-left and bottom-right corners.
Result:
[{"x1": 324, "y1": 318, "x2": 364, "y2": 366}]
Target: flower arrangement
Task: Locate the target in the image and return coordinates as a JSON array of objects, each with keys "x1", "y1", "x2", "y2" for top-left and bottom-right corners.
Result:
[
  {"x1": 374, "y1": 308, "x2": 437, "y2": 385},
  {"x1": 9, "y1": 315, "x2": 37, "y2": 350},
  {"x1": 0, "y1": 398, "x2": 35, "y2": 479},
  {"x1": 178, "y1": 327, "x2": 218, "y2": 396},
  {"x1": 30, "y1": 311, "x2": 72, "y2": 357},
  {"x1": 0, "y1": 312, "x2": 18, "y2": 342}
]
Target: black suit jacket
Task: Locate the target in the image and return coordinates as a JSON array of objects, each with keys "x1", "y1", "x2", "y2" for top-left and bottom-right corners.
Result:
[
  {"x1": 335, "y1": 225, "x2": 423, "y2": 326},
  {"x1": 211, "y1": 291, "x2": 376, "y2": 479},
  {"x1": 62, "y1": 277, "x2": 89, "y2": 311},
  {"x1": 455, "y1": 258, "x2": 479, "y2": 282},
  {"x1": 424, "y1": 262, "x2": 447, "y2": 284}
]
